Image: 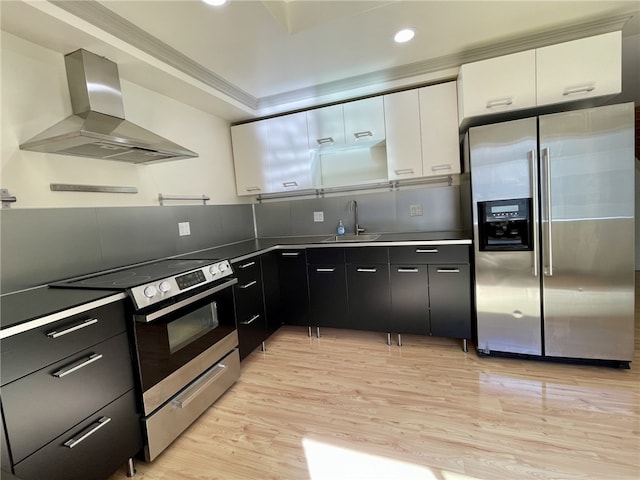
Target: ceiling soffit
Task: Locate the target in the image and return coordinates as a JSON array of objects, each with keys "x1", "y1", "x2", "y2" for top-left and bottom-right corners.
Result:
[{"x1": 50, "y1": 0, "x2": 632, "y2": 115}]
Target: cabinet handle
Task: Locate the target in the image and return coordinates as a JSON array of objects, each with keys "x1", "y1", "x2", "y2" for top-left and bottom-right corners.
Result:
[
  {"x1": 239, "y1": 280, "x2": 257, "y2": 289},
  {"x1": 416, "y1": 248, "x2": 438, "y2": 253},
  {"x1": 316, "y1": 268, "x2": 335, "y2": 272},
  {"x1": 436, "y1": 268, "x2": 460, "y2": 273},
  {"x1": 238, "y1": 261, "x2": 256, "y2": 269},
  {"x1": 63, "y1": 417, "x2": 111, "y2": 449},
  {"x1": 52, "y1": 353, "x2": 103, "y2": 378},
  {"x1": 394, "y1": 169, "x2": 414, "y2": 175},
  {"x1": 563, "y1": 84, "x2": 595, "y2": 96},
  {"x1": 397, "y1": 268, "x2": 419, "y2": 273},
  {"x1": 486, "y1": 98, "x2": 513, "y2": 109},
  {"x1": 431, "y1": 164, "x2": 451, "y2": 172},
  {"x1": 353, "y1": 131, "x2": 373, "y2": 139},
  {"x1": 317, "y1": 137, "x2": 334, "y2": 145},
  {"x1": 281, "y1": 252, "x2": 300, "y2": 257},
  {"x1": 357, "y1": 268, "x2": 377, "y2": 273},
  {"x1": 241, "y1": 314, "x2": 261, "y2": 325},
  {"x1": 282, "y1": 181, "x2": 298, "y2": 188},
  {"x1": 46, "y1": 318, "x2": 98, "y2": 338},
  {"x1": 245, "y1": 186, "x2": 261, "y2": 192}
]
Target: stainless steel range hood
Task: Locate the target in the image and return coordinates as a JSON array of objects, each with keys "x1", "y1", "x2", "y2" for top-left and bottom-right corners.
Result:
[{"x1": 19, "y1": 49, "x2": 198, "y2": 163}]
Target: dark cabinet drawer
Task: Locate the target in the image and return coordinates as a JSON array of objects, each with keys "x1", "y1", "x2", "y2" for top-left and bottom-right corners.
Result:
[
  {"x1": 389, "y1": 245, "x2": 469, "y2": 264},
  {"x1": 13, "y1": 390, "x2": 142, "y2": 480},
  {"x1": 233, "y1": 257, "x2": 262, "y2": 283},
  {"x1": 345, "y1": 247, "x2": 388, "y2": 264},
  {"x1": 306, "y1": 247, "x2": 345, "y2": 264},
  {"x1": 1, "y1": 300, "x2": 127, "y2": 385},
  {"x1": 2, "y1": 332, "x2": 135, "y2": 463}
]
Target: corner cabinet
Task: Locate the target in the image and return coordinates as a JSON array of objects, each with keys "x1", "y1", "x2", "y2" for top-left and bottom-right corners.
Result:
[
  {"x1": 457, "y1": 31, "x2": 622, "y2": 126},
  {"x1": 231, "y1": 112, "x2": 312, "y2": 196},
  {"x1": 384, "y1": 82, "x2": 460, "y2": 180}
]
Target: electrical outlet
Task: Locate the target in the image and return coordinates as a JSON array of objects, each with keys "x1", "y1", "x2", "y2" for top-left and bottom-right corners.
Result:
[
  {"x1": 410, "y1": 204, "x2": 423, "y2": 217},
  {"x1": 178, "y1": 222, "x2": 191, "y2": 236},
  {"x1": 313, "y1": 211, "x2": 324, "y2": 222}
]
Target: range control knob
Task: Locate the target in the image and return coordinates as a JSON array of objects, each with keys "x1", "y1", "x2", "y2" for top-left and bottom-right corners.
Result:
[
  {"x1": 209, "y1": 265, "x2": 218, "y2": 276},
  {"x1": 143, "y1": 285, "x2": 158, "y2": 298},
  {"x1": 158, "y1": 281, "x2": 171, "y2": 293},
  {"x1": 218, "y1": 262, "x2": 229, "y2": 273}
]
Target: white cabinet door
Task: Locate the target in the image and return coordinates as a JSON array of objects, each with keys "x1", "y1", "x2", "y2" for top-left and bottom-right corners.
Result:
[
  {"x1": 384, "y1": 89, "x2": 422, "y2": 180},
  {"x1": 457, "y1": 50, "x2": 536, "y2": 124},
  {"x1": 267, "y1": 112, "x2": 313, "y2": 193},
  {"x1": 536, "y1": 31, "x2": 621, "y2": 106},
  {"x1": 420, "y1": 81, "x2": 461, "y2": 176},
  {"x1": 343, "y1": 96, "x2": 386, "y2": 145},
  {"x1": 306, "y1": 104, "x2": 345, "y2": 149},
  {"x1": 231, "y1": 120, "x2": 270, "y2": 196}
]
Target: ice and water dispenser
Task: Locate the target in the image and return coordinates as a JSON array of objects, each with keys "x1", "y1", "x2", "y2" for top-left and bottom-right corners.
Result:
[{"x1": 477, "y1": 198, "x2": 532, "y2": 251}]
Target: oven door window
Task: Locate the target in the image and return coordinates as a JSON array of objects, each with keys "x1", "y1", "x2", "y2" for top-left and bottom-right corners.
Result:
[{"x1": 167, "y1": 302, "x2": 219, "y2": 354}]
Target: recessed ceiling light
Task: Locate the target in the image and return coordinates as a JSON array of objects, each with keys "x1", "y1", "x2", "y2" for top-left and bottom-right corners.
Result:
[
  {"x1": 203, "y1": 0, "x2": 228, "y2": 6},
  {"x1": 394, "y1": 28, "x2": 415, "y2": 43}
]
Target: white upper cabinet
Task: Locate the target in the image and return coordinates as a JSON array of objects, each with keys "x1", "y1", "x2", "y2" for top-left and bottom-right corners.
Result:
[
  {"x1": 457, "y1": 50, "x2": 537, "y2": 123},
  {"x1": 306, "y1": 104, "x2": 346, "y2": 149},
  {"x1": 457, "y1": 32, "x2": 622, "y2": 126},
  {"x1": 384, "y1": 89, "x2": 423, "y2": 180},
  {"x1": 266, "y1": 112, "x2": 312, "y2": 193},
  {"x1": 232, "y1": 112, "x2": 312, "y2": 196},
  {"x1": 536, "y1": 31, "x2": 622, "y2": 106},
  {"x1": 343, "y1": 96, "x2": 386, "y2": 145},
  {"x1": 420, "y1": 82, "x2": 460, "y2": 176},
  {"x1": 231, "y1": 119, "x2": 270, "y2": 196}
]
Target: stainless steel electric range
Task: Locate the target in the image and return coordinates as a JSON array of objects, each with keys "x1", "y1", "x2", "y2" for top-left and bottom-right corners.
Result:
[{"x1": 52, "y1": 258, "x2": 240, "y2": 461}]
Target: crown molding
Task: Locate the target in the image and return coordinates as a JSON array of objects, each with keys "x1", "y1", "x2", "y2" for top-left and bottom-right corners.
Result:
[{"x1": 48, "y1": 1, "x2": 635, "y2": 114}]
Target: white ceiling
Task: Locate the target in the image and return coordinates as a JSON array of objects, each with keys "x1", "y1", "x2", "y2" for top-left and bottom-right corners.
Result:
[{"x1": 2, "y1": 0, "x2": 639, "y2": 122}]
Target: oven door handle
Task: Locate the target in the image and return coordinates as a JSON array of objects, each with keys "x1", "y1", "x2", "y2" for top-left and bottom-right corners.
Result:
[
  {"x1": 134, "y1": 278, "x2": 238, "y2": 323},
  {"x1": 171, "y1": 363, "x2": 227, "y2": 409}
]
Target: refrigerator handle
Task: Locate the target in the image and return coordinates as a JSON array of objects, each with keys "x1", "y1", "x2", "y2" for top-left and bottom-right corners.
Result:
[
  {"x1": 529, "y1": 149, "x2": 539, "y2": 277},
  {"x1": 542, "y1": 147, "x2": 553, "y2": 276}
]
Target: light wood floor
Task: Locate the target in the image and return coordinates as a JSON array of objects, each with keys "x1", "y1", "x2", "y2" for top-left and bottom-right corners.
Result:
[{"x1": 109, "y1": 280, "x2": 640, "y2": 480}]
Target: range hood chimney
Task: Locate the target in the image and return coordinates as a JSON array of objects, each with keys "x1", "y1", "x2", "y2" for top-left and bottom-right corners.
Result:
[{"x1": 20, "y1": 49, "x2": 198, "y2": 163}]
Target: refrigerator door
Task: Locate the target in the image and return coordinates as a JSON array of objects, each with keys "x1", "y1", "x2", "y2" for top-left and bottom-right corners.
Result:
[
  {"x1": 539, "y1": 103, "x2": 635, "y2": 361},
  {"x1": 470, "y1": 117, "x2": 542, "y2": 355}
]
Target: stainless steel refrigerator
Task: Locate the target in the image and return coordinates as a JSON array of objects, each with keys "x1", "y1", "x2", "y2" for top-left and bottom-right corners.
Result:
[{"x1": 467, "y1": 102, "x2": 635, "y2": 364}]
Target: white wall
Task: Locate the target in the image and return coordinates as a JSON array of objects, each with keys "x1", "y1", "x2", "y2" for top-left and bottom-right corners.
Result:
[{"x1": 1, "y1": 32, "x2": 245, "y2": 208}]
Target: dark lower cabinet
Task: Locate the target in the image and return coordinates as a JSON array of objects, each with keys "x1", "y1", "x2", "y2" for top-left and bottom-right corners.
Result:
[
  {"x1": 277, "y1": 250, "x2": 310, "y2": 326},
  {"x1": 347, "y1": 264, "x2": 391, "y2": 332},
  {"x1": 233, "y1": 258, "x2": 268, "y2": 360},
  {"x1": 428, "y1": 264, "x2": 472, "y2": 339},
  {"x1": 390, "y1": 265, "x2": 430, "y2": 335},
  {"x1": 260, "y1": 252, "x2": 282, "y2": 335},
  {"x1": 308, "y1": 263, "x2": 349, "y2": 329}
]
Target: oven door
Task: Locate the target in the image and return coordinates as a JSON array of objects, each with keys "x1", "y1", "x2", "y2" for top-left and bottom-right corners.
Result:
[{"x1": 133, "y1": 278, "x2": 238, "y2": 414}]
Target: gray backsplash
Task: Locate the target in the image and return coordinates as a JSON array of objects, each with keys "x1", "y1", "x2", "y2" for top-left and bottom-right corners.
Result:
[
  {"x1": 0, "y1": 204, "x2": 254, "y2": 294},
  {"x1": 255, "y1": 184, "x2": 468, "y2": 237}
]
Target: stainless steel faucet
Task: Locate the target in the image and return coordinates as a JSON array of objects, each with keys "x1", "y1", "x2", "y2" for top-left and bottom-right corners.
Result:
[{"x1": 350, "y1": 200, "x2": 366, "y2": 235}]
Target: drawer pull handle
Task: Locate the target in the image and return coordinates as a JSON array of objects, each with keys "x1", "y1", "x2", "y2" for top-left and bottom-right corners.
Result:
[
  {"x1": 317, "y1": 137, "x2": 334, "y2": 145},
  {"x1": 282, "y1": 181, "x2": 299, "y2": 188},
  {"x1": 281, "y1": 252, "x2": 300, "y2": 257},
  {"x1": 563, "y1": 84, "x2": 595, "y2": 96},
  {"x1": 394, "y1": 168, "x2": 414, "y2": 175},
  {"x1": 238, "y1": 261, "x2": 256, "y2": 269},
  {"x1": 64, "y1": 417, "x2": 111, "y2": 449},
  {"x1": 245, "y1": 186, "x2": 261, "y2": 192},
  {"x1": 431, "y1": 164, "x2": 452, "y2": 172},
  {"x1": 486, "y1": 97, "x2": 513, "y2": 109},
  {"x1": 357, "y1": 268, "x2": 377, "y2": 273},
  {"x1": 172, "y1": 364, "x2": 227, "y2": 409},
  {"x1": 53, "y1": 353, "x2": 103, "y2": 378},
  {"x1": 416, "y1": 248, "x2": 438, "y2": 253},
  {"x1": 436, "y1": 268, "x2": 460, "y2": 273},
  {"x1": 239, "y1": 280, "x2": 257, "y2": 289},
  {"x1": 353, "y1": 131, "x2": 373, "y2": 139},
  {"x1": 241, "y1": 314, "x2": 261, "y2": 325},
  {"x1": 316, "y1": 268, "x2": 335, "y2": 273},
  {"x1": 47, "y1": 318, "x2": 98, "y2": 338},
  {"x1": 397, "y1": 268, "x2": 419, "y2": 273}
]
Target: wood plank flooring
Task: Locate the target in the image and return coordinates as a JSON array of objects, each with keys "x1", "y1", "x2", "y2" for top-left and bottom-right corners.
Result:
[{"x1": 109, "y1": 279, "x2": 640, "y2": 480}]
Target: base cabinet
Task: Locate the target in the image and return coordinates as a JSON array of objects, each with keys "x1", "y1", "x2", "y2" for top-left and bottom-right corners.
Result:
[
  {"x1": 277, "y1": 250, "x2": 310, "y2": 326},
  {"x1": 390, "y1": 265, "x2": 430, "y2": 335},
  {"x1": 307, "y1": 248, "x2": 349, "y2": 329},
  {"x1": 233, "y1": 258, "x2": 268, "y2": 360},
  {"x1": 428, "y1": 264, "x2": 472, "y2": 339},
  {"x1": 347, "y1": 247, "x2": 391, "y2": 332}
]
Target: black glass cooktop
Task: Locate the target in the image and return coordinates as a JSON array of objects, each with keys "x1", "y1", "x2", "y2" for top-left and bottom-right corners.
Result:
[{"x1": 51, "y1": 259, "x2": 217, "y2": 290}]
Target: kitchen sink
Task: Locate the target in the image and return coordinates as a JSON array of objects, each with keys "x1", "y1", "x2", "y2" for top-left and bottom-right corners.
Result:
[{"x1": 321, "y1": 234, "x2": 381, "y2": 243}]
